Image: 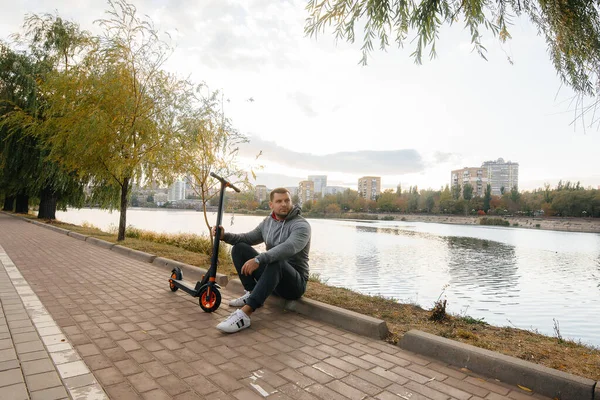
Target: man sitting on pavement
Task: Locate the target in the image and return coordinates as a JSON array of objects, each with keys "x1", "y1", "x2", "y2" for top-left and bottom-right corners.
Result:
[{"x1": 212, "y1": 187, "x2": 311, "y2": 333}]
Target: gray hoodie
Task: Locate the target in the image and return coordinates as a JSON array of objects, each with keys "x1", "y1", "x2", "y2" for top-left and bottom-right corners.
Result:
[{"x1": 223, "y1": 205, "x2": 311, "y2": 280}]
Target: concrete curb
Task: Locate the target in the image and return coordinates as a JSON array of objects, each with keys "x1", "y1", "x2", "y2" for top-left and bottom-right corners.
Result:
[
  {"x1": 111, "y1": 245, "x2": 156, "y2": 263},
  {"x1": 67, "y1": 231, "x2": 88, "y2": 241},
  {"x1": 226, "y1": 278, "x2": 389, "y2": 340},
  {"x1": 152, "y1": 257, "x2": 228, "y2": 287},
  {"x1": 85, "y1": 237, "x2": 115, "y2": 250},
  {"x1": 399, "y1": 330, "x2": 597, "y2": 400}
]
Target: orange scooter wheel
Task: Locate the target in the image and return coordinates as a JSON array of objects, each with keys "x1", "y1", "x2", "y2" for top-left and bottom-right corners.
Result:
[
  {"x1": 199, "y1": 287, "x2": 221, "y2": 313},
  {"x1": 169, "y1": 272, "x2": 178, "y2": 292}
]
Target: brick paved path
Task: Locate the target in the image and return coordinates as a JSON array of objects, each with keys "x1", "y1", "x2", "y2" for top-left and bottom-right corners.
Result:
[{"x1": 0, "y1": 213, "x2": 551, "y2": 399}]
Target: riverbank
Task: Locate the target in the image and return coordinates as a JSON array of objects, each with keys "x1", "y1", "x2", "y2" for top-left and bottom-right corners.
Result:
[
  {"x1": 10, "y1": 212, "x2": 600, "y2": 381},
  {"x1": 235, "y1": 209, "x2": 600, "y2": 234},
  {"x1": 380, "y1": 213, "x2": 600, "y2": 233}
]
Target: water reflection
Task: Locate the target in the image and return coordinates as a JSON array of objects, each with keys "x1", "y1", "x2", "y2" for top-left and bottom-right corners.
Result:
[
  {"x1": 354, "y1": 226, "x2": 381, "y2": 291},
  {"x1": 444, "y1": 236, "x2": 519, "y2": 296}
]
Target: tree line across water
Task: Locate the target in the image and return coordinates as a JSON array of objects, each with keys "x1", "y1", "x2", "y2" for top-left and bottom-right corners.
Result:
[{"x1": 220, "y1": 181, "x2": 600, "y2": 218}]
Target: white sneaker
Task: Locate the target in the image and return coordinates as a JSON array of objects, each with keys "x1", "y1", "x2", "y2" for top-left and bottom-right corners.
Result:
[
  {"x1": 228, "y1": 290, "x2": 251, "y2": 307},
  {"x1": 216, "y1": 309, "x2": 251, "y2": 333}
]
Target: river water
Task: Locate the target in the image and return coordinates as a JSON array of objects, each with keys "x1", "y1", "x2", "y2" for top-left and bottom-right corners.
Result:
[{"x1": 55, "y1": 208, "x2": 600, "y2": 347}]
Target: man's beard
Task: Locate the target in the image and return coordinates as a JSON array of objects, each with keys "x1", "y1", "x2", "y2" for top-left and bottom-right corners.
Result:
[{"x1": 275, "y1": 211, "x2": 288, "y2": 219}]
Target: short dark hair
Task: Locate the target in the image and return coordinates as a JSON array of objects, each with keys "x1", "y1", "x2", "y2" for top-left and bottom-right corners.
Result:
[{"x1": 270, "y1": 187, "x2": 291, "y2": 201}]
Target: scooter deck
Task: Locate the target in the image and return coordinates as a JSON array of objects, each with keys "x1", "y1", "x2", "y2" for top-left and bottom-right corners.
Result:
[{"x1": 170, "y1": 279, "x2": 199, "y2": 296}]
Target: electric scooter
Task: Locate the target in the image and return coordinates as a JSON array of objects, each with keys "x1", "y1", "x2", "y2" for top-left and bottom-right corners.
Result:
[{"x1": 168, "y1": 172, "x2": 240, "y2": 312}]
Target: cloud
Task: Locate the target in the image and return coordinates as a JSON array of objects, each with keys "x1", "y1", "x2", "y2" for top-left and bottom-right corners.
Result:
[
  {"x1": 288, "y1": 91, "x2": 317, "y2": 117},
  {"x1": 253, "y1": 172, "x2": 306, "y2": 188},
  {"x1": 240, "y1": 136, "x2": 426, "y2": 175},
  {"x1": 153, "y1": 0, "x2": 303, "y2": 70},
  {"x1": 432, "y1": 151, "x2": 460, "y2": 163}
]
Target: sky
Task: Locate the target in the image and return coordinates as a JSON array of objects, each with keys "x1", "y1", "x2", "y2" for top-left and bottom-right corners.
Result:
[{"x1": 2, "y1": 0, "x2": 600, "y2": 192}]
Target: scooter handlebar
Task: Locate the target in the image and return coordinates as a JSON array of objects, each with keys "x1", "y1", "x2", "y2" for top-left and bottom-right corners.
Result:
[{"x1": 210, "y1": 172, "x2": 241, "y2": 192}]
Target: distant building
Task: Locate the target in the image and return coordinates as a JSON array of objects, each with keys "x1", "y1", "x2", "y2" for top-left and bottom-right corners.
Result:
[
  {"x1": 482, "y1": 158, "x2": 519, "y2": 195},
  {"x1": 298, "y1": 180, "x2": 315, "y2": 205},
  {"x1": 285, "y1": 186, "x2": 299, "y2": 197},
  {"x1": 255, "y1": 185, "x2": 268, "y2": 202},
  {"x1": 451, "y1": 167, "x2": 488, "y2": 197},
  {"x1": 325, "y1": 186, "x2": 347, "y2": 196},
  {"x1": 358, "y1": 176, "x2": 381, "y2": 201},
  {"x1": 154, "y1": 192, "x2": 168, "y2": 206},
  {"x1": 308, "y1": 175, "x2": 327, "y2": 197},
  {"x1": 168, "y1": 180, "x2": 186, "y2": 202}
]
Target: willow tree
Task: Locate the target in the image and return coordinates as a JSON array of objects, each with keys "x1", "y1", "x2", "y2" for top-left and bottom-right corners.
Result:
[
  {"x1": 305, "y1": 0, "x2": 600, "y2": 99},
  {"x1": 0, "y1": 15, "x2": 90, "y2": 218},
  {"x1": 40, "y1": 0, "x2": 188, "y2": 240},
  {"x1": 177, "y1": 87, "x2": 253, "y2": 234}
]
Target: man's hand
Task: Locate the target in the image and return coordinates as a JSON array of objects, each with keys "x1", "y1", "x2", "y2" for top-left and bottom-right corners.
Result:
[
  {"x1": 211, "y1": 225, "x2": 225, "y2": 240},
  {"x1": 241, "y1": 258, "x2": 259, "y2": 276}
]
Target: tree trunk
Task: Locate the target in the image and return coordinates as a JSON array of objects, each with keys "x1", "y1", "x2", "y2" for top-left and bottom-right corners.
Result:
[
  {"x1": 38, "y1": 187, "x2": 58, "y2": 220},
  {"x1": 117, "y1": 177, "x2": 129, "y2": 241},
  {"x1": 15, "y1": 193, "x2": 29, "y2": 214},
  {"x1": 3, "y1": 196, "x2": 15, "y2": 211}
]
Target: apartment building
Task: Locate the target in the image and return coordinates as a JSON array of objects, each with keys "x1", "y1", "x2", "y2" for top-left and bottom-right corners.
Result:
[
  {"x1": 482, "y1": 158, "x2": 519, "y2": 195},
  {"x1": 308, "y1": 175, "x2": 327, "y2": 198},
  {"x1": 255, "y1": 185, "x2": 268, "y2": 202},
  {"x1": 298, "y1": 180, "x2": 315, "y2": 205},
  {"x1": 358, "y1": 176, "x2": 381, "y2": 201},
  {"x1": 451, "y1": 167, "x2": 488, "y2": 197},
  {"x1": 168, "y1": 180, "x2": 186, "y2": 201}
]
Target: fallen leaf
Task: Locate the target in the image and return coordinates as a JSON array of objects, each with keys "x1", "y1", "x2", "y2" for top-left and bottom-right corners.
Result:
[{"x1": 517, "y1": 385, "x2": 532, "y2": 392}]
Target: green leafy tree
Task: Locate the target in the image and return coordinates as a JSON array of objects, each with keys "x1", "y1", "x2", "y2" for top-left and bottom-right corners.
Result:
[
  {"x1": 0, "y1": 19, "x2": 88, "y2": 218},
  {"x1": 305, "y1": 0, "x2": 600, "y2": 98},
  {"x1": 376, "y1": 189, "x2": 397, "y2": 212},
  {"x1": 425, "y1": 194, "x2": 435, "y2": 213},
  {"x1": 510, "y1": 186, "x2": 520, "y2": 203},
  {"x1": 483, "y1": 184, "x2": 492, "y2": 212},
  {"x1": 462, "y1": 183, "x2": 474, "y2": 201},
  {"x1": 36, "y1": 1, "x2": 192, "y2": 240},
  {"x1": 451, "y1": 184, "x2": 461, "y2": 200}
]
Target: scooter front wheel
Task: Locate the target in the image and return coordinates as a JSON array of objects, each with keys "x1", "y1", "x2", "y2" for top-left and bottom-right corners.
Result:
[{"x1": 199, "y1": 286, "x2": 221, "y2": 312}]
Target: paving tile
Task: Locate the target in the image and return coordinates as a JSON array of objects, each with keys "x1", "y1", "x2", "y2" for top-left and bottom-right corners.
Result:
[
  {"x1": 12, "y1": 331, "x2": 40, "y2": 344},
  {"x1": 129, "y1": 371, "x2": 160, "y2": 393},
  {"x1": 184, "y1": 374, "x2": 219, "y2": 395},
  {"x1": 95, "y1": 366, "x2": 126, "y2": 386},
  {"x1": 306, "y1": 383, "x2": 349, "y2": 400},
  {"x1": 30, "y1": 385, "x2": 69, "y2": 400},
  {"x1": 21, "y1": 358, "x2": 56, "y2": 376},
  {"x1": 56, "y1": 360, "x2": 89, "y2": 379},
  {"x1": 0, "y1": 368, "x2": 24, "y2": 387},
  {"x1": 278, "y1": 368, "x2": 316, "y2": 388},
  {"x1": 105, "y1": 382, "x2": 143, "y2": 399},
  {"x1": 207, "y1": 371, "x2": 244, "y2": 392},
  {"x1": 0, "y1": 359, "x2": 20, "y2": 372},
  {"x1": 63, "y1": 373, "x2": 98, "y2": 389},
  {"x1": 69, "y1": 382, "x2": 108, "y2": 400},
  {"x1": 76, "y1": 343, "x2": 101, "y2": 357},
  {"x1": 0, "y1": 382, "x2": 28, "y2": 400},
  {"x1": 25, "y1": 370, "x2": 62, "y2": 392},
  {"x1": 15, "y1": 340, "x2": 45, "y2": 354},
  {"x1": 232, "y1": 387, "x2": 265, "y2": 400},
  {"x1": 156, "y1": 374, "x2": 189, "y2": 396}
]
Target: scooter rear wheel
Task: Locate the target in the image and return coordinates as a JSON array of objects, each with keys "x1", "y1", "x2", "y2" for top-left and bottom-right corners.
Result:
[
  {"x1": 199, "y1": 287, "x2": 221, "y2": 312},
  {"x1": 169, "y1": 268, "x2": 182, "y2": 292}
]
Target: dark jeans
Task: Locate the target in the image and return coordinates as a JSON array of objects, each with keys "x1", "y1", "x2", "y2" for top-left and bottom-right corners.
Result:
[{"x1": 231, "y1": 243, "x2": 307, "y2": 310}]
